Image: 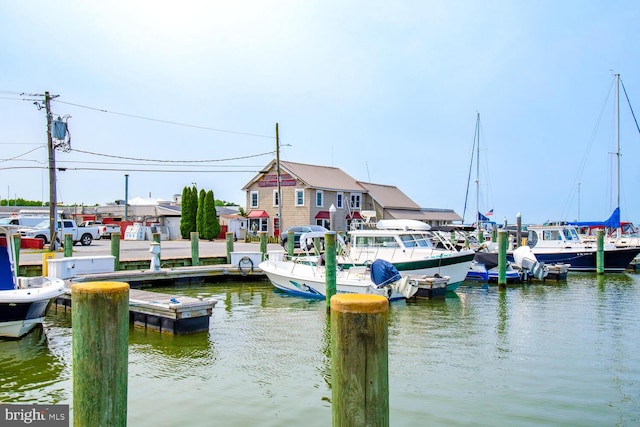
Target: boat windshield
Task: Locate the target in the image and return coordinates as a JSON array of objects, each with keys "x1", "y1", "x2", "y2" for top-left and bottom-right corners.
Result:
[
  {"x1": 354, "y1": 236, "x2": 399, "y2": 248},
  {"x1": 543, "y1": 230, "x2": 562, "y2": 241},
  {"x1": 564, "y1": 227, "x2": 580, "y2": 241},
  {"x1": 399, "y1": 233, "x2": 433, "y2": 248}
]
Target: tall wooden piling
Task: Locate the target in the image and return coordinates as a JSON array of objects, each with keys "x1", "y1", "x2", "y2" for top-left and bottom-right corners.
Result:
[
  {"x1": 111, "y1": 233, "x2": 121, "y2": 271},
  {"x1": 72, "y1": 281, "x2": 129, "y2": 427},
  {"x1": 226, "y1": 232, "x2": 234, "y2": 264},
  {"x1": 331, "y1": 294, "x2": 389, "y2": 427},
  {"x1": 12, "y1": 233, "x2": 20, "y2": 269},
  {"x1": 287, "y1": 230, "x2": 295, "y2": 257},
  {"x1": 498, "y1": 230, "x2": 508, "y2": 288},
  {"x1": 325, "y1": 232, "x2": 337, "y2": 310},
  {"x1": 64, "y1": 234, "x2": 73, "y2": 257},
  {"x1": 190, "y1": 232, "x2": 200, "y2": 266},
  {"x1": 596, "y1": 229, "x2": 604, "y2": 274},
  {"x1": 259, "y1": 231, "x2": 267, "y2": 261},
  {"x1": 516, "y1": 212, "x2": 522, "y2": 249}
]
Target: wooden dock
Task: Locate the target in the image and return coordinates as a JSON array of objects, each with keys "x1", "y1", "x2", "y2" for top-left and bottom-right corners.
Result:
[{"x1": 50, "y1": 261, "x2": 268, "y2": 335}]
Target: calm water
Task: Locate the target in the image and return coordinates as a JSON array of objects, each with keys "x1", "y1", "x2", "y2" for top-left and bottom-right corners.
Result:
[{"x1": 1, "y1": 273, "x2": 639, "y2": 426}]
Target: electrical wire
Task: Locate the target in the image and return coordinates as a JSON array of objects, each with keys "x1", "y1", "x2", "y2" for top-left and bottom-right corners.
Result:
[{"x1": 70, "y1": 148, "x2": 274, "y2": 163}]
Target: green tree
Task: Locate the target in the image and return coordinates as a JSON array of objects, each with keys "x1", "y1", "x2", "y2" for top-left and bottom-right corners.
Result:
[
  {"x1": 196, "y1": 188, "x2": 206, "y2": 237},
  {"x1": 202, "y1": 190, "x2": 220, "y2": 240},
  {"x1": 179, "y1": 186, "x2": 191, "y2": 239}
]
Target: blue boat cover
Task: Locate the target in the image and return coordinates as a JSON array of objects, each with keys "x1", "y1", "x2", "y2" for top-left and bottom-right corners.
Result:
[
  {"x1": 568, "y1": 207, "x2": 620, "y2": 229},
  {"x1": 370, "y1": 259, "x2": 401, "y2": 288},
  {"x1": 0, "y1": 245, "x2": 15, "y2": 290}
]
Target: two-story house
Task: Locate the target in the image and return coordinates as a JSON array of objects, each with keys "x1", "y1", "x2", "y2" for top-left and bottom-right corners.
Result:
[{"x1": 242, "y1": 160, "x2": 461, "y2": 237}]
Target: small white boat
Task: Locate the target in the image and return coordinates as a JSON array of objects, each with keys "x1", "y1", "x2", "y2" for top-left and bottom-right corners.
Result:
[
  {"x1": 1, "y1": 225, "x2": 66, "y2": 338},
  {"x1": 259, "y1": 246, "x2": 449, "y2": 300}
]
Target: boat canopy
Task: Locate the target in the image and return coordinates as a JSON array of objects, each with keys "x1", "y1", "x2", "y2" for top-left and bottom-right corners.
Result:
[{"x1": 568, "y1": 207, "x2": 620, "y2": 229}]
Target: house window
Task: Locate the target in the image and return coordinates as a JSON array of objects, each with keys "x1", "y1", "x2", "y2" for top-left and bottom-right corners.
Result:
[
  {"x1": 295, "y1": 189, "x2": 305, "y2": 206},
  {"x1": 316, "y1": 190, "x2": 323, "y2": 208},
  {"x1": 250, "y1": 191, "x2": 259, "y2": 208},
  {"x1": 336, "y1": 192, "x2": 343, "y2": 209},
  {"x1": 350, "y1": 193, "x2": 361, "y2": 209},
  {"x1": 273, "y1": 190, "x2": 279, "y2": 207}
]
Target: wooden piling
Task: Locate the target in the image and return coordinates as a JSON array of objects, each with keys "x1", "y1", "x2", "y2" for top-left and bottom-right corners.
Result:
[
  {"x1": 325, "y1": 232, "x2": 337, "y2": 310},
  {"x1": 498, "y1": 230, "x2": 508, "y2": 288},
  {"x1": 12, "y1": 233, "x2": 20, "y2": 268},
  {"x1": 330, "y1": 294, "x2": 389, "y2": 427},
  {"x1": 226, "y1": 232, "x2": 234, "y2": 264},
  {"x1": 190, "y1": 232, "x2": 199, "y2": 266},
  {"x1": 111, "y1": 233, "x2": 121, "y2": 271},
  {"x1": 596, "y1": 229, "x2": 604, "y2": 274},
  {"x1": 72, "y1": 281, "x2": 129, "y2": 427},
  {"x1": 287, "y1": 230, "x2": 295, "y2": 257},
  {"x1": 64, "y1": 234, "x2": 73, "y2": 257},
  {"x1": 259, "y1": 231, "x2": 267, "y2": 261}
]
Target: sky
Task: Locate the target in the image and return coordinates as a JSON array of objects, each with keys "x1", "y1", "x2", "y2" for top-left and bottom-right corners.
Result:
[{"x1": 1, "y1": 1, "x2": 639, "y2": 226}]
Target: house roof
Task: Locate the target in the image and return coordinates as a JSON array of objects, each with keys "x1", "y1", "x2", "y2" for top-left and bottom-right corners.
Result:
[
  {"x1": 242, "y1": 160, "x2": 364, "y2": 192},
  {"x1": 357, "y1": 182, "x2": 420, "y2": 209}
]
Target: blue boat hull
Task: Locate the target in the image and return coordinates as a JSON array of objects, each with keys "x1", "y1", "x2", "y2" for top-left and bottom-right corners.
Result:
[{"x1": 525, "y1": 247, "x2": 640, "y2": 272}]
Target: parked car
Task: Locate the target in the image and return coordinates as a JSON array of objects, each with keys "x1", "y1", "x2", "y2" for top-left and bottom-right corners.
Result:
[
  {"x1": 280, "y1": 225, "x2": 329, "y2": 249},
  {"x1": 19, "y1": 219, "x2": 100, "y2": 246}
]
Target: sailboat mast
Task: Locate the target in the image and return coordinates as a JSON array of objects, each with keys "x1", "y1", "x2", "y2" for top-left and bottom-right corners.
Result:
[
  {"x1": 615, "y1": 73, "x2": 620, "y2": 213},
  {"x1": 475, "y1": 112, "x2": 480, "y2": 227}
]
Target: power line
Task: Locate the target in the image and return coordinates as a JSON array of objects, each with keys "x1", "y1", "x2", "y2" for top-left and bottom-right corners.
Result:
[
  {"x1": 71, "y1": 148, "x2": 275, "y2": 163},
  {"x1": 53, "y1": 99, "x2": 275, "y2": 139},
  {"x1": 0, "y1": 165, "x2": 261, "y2": 173}
]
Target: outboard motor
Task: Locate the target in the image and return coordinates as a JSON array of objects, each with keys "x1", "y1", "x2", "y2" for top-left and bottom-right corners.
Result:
[{"x1": 370, "y1": 259, "x2": 401, "y2": 288}]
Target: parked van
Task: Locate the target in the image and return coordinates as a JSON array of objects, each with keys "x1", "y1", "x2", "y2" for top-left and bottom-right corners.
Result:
[{"x1": 0, "y1": 215, "x2": 49, "y2": 228}]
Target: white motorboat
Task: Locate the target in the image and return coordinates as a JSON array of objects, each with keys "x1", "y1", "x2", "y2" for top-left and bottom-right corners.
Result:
[
  {"x1": 259, "y1": 247, "x2": 448, "y2": 300},
  {"x1": 340, "y1": 219, "x2": 475, "y2": 291},
  {"x1": 1, "y1": 225, "x2": 66, "y2": 338}
]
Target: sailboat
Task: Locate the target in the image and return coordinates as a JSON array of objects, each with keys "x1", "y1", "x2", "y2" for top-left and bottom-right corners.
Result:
[{"x1": 525, "y1": 74, "x2": 640, "y2": 272}]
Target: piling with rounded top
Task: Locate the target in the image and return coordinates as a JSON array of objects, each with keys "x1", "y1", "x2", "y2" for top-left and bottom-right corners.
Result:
[
  {"x1": 325, "y1": 232, "x2": 337, "y2": 310},
  {"x1": 498, "y1": 230, "x2": 508, "y2": 288},
  {"x1": 72, "y1": 281, "x2": 129, "y2": 427},
  {"x1": 331, "y1": 294, "x2": 389, "y2": 426},
  {"x1": 111, "y1": 232, "x2": 121, "y2": 271},
  {"x1": 596, "y1": 229, "x2": 604, "y2": 274},
  {"x1": 226, "y1": 231, "x2": 234, "y2": 264},
  {"x1": 190, "y1": 232, "x2": 199, "y2": 266}
]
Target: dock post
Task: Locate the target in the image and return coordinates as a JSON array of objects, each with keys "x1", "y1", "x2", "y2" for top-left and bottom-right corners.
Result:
[
  {"x1": 190, "y1": 232, "x2": 200, "y2": 266},
  {"x1": 12, "y1": 233, "x2": 20, "y2": 270},
  {"x1": 478, "y1": 229, "x2": 484, "y2": 243},
  {"x1": 287, "y1": 230, "x2": 295, "y2": 257},
  {"x1": 226, "y1": 232, "x2": 234, "y2": 264},
  {"x1": 152, "y1": 232, "x2": 161, "y2": 259},
  {"x1": 111, "y1": 233, "x2": 121, "y2": 271},
  {"x1": 64, "y1": 234, "x2": 73, "y2": 257},
  {"x1": 516, "y1": 212, "x2": 522, "y2": 249},
  {"x1": 330, "y1": 294, "x2": 389, "y2": 426},
  {"x1": 42, "y1": 252, "x2": 55, "y2": 277},
  {"x1": 72, "y1": 281, "x2": 129, "y2": 427},
  {"x1": 259, "y1": 231, "x2": 267, "y2": 261},
  {"x1": 325, "y1": 232, "x2": 337, "y2": 310},
  {"x1": 596, "y1": 229, "x2": 604, "y2": 274},
  {"x1": 498, "y1": 230, "x2": 508, "y2": 289}
]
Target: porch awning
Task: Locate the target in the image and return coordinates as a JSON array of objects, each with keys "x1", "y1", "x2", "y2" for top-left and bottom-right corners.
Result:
[
  {"x1": 346, "y1": 211, "x2": 363, "y2": 220},
  {"x1": 247, "y1": 210, "x2": 269, "y2": 219},
  {"x1": 315, "y1": 211, "x2": 330, "y2": 219}
]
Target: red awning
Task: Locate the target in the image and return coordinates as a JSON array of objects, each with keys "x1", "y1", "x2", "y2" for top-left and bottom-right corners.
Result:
[
  {"x1": 247, "y1": 210, "x2": 269, "y2": 218},
  {"x1": 315, "y1": 211, "x2": 330, "y2": 219},
  {"x1": 347, "y1": 211, "x2": 363, "y2": 220}
]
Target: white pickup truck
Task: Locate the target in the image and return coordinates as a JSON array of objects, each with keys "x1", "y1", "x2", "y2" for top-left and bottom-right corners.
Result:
[
  {"x1": 20, "y1": 219, "x2": 101, "y2": 246},
  {"x1": 78, "y1": 221, "x2": 121, "y2": 239}
]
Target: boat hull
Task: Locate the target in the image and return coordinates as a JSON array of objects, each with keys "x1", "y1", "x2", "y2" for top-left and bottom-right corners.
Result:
[
  {"x1": 341, "y1": 251, "x2": 474, "y2": 292},
  {"x1": 259, "y1": 260, "x2": 402, "y2": 300},
  {"x1": 0, "y1": 281, "x2": 66, "y2": 338},
  {"x1": 527, "y1": 247, "x2": 640, "y2": 272}
]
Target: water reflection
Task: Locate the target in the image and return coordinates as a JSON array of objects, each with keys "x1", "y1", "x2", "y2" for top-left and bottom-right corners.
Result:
[{"x1": 0, "y1": 326, "x2": 67, "y2": 403}]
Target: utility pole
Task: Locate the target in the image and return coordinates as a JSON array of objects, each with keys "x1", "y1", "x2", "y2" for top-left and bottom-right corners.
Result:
[
  {"x1": 45, "y1": 91, "x2": 60, "y2": 251},
  {"x1": 275, "y1": 123, "x2": 283, "y2": 236}
]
